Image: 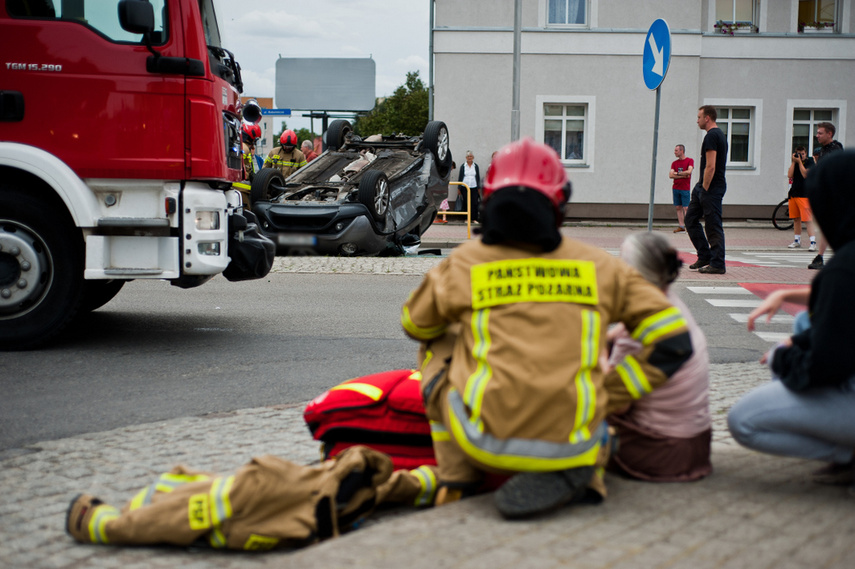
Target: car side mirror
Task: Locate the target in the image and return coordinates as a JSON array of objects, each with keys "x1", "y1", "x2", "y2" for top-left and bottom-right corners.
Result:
[{"x1": 118, "y1": 0, "x2": 154, "y2": 35}]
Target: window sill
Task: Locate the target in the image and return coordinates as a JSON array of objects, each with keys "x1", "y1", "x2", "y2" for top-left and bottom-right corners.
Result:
[
  {"x1": 562, "y1": 162, "x2": 589, "y2": 168},
  {"x1": 545, "y1": 24, "x2": 590, "y2": 29},
  {"x1": 726, "y1": 165, "x2": 756, "y2": 171}
]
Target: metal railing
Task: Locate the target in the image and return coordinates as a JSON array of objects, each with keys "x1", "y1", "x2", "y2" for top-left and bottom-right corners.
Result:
[{"x1": 439, "y1": 182, "x2": 473, "y2": 239}]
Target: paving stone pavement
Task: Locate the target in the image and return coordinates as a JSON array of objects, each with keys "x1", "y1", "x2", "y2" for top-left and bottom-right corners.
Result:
[
  {"x1": 5, "y1": 360, "x2": 852, "y2": 569},
  {"x1": 3, "y1": 247, "x2": 850, "y2": 568}
]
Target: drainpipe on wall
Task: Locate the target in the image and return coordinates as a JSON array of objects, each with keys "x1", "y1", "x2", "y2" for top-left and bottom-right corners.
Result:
[
  {"x1": 429, "y1": 0, "x2": 435, "y2": 121},
  {"x1": 511, "y1": 0, "x2": 522, "y2": 141}
]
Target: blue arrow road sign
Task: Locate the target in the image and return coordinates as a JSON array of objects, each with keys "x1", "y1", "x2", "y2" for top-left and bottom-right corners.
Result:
[
  {"x1": 261, "y1": 108, "x2": 292, "y2": 116},
  {"x1": 643, "y1": 19, "x2": 671, "y2": 90}
]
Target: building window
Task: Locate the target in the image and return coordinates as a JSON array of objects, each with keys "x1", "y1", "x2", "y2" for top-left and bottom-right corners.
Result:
[
  {"x1": 547, "y1": 0, "x2": 587, "y2": 26},
  {"x1": 544, "y1": 104, "x2": 587, "y2": 163},
  {"x1": 716, "y1": 107, "x2": 754, "y2": 166},
  {"x1": 714, "y1": 0, "x2": 757, "y2": 33},
  {"x1": 798, "y1": 0, "x2": 837, "y2": 32},
  {"x1": 792, "y1": 109, "x2": 836, "y2": 154}
]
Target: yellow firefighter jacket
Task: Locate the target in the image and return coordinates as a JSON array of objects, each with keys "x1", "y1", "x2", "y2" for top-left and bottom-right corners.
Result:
[
  {"x1": 401, "y1": 238, "x2": 692, "y2": 475},
  {"x1": 66, "y1": 447, "x2": 393, "y2": 551},
  {"x1": 264, "y1": 146, "x2": 307, "y2": 178}
]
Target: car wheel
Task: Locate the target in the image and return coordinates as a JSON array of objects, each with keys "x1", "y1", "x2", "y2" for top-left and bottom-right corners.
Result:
[
  {"x1": 358, "y1": 170, "x2": 390, "y2": 221},
  {"x1": 250, "y1": 168, "x2": 286, "y2": 204},
  {"x1": 0, "y1": 189, "x2": 85, "y2": 350},
  {"x1": 325, "y1": 120, "x2": 352, "y2": 152},
  {"x1": 79, "y1": 279, "x2": 126, "y2": 313},
  {"x1": 424, "y1": 120, "x2": 452, "y2": 177}
]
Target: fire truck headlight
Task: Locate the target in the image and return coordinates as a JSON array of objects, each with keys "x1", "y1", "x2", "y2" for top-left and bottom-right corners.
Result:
[
  {"x1": 195, "y1": 211, "x2": 220, "y2": 230},
  {"x1": 197, "y1": 242, "x2": 221, "y2": 256}
]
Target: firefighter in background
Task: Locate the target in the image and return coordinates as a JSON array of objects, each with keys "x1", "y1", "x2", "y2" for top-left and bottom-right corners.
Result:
[
  {"x1": 241, "y1": 123, "x2": 261, "y2": 181},
  {"x1": 264, "y1": 129, "x2": 307, "y2": 178},
  {"x1": 400, "y1": 138, "x2": 693, "y2": 519},
  {"x1": 233, "y1": 123, "x2": 262, "y2": 207}
]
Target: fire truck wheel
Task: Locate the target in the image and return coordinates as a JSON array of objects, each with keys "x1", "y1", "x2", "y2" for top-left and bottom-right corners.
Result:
[
  {"x1": 80, "y1": 279, "x2": 126, "y2": 313},
  {"x1": 250, "y1": 168, "x2": 286, "y2": 204},
  {"x1": 0, "y1": 189, "x2": 85, "y2": 350}
]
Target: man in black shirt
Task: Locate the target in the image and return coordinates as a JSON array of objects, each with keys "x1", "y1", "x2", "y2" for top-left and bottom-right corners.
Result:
[
  {"x1": 808, "y1": 122, "x2": 844, "y2": 270},
  {"x1": 685, "y1": 105, "x2": 728, "y2": 275}
]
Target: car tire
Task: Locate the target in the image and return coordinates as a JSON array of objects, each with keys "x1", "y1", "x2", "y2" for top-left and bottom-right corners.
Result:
[
  {"x1": 79, "y1": 279, "x2": 126, "y2": 313},
  {"x1": 358, "y1": 170, "x2": 390, "y2": 222},
  {"x1": 250, "y1": 167, "x2": 286, "y2": 204},
  {"x1": 325, "y1": 120, "x2": 352, "y2": 152},
  {"x1": 423, "y1": 120, "x2": 452, "y2": 177},
  {"x1": 0, "y1": 188, "x2": 85, "y2": 350}
]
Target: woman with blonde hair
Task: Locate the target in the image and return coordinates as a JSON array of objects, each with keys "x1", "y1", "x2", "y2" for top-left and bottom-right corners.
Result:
[{"x1": 607, "y1": 232, "x2": 712, "y2": 481}]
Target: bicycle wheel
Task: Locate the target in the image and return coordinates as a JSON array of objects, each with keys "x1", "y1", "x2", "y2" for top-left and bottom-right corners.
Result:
[{"x1": 772, "y1": 199, "x2": 794, "y2": 230}]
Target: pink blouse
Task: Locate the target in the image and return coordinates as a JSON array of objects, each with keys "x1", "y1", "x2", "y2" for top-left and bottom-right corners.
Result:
[{"x1": 608, "y1": 292, "x2": 711, "y2": 438}]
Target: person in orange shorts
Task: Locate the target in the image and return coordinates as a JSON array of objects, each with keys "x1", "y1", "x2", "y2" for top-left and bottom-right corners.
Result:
[{"x1": 787, "y1": 145, "x2": 816, "y2": 251}]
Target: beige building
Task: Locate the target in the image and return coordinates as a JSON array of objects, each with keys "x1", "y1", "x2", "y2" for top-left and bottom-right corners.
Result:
[{"x1": 430, "y1": 0, "x2": 854, "y2": 219}]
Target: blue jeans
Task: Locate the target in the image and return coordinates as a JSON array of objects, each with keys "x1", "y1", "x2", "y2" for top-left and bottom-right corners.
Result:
[
  {"x1": 685, "y1": 183, "x2": 726, "y2": 269},
  {"x1": 727, "y1": 311, "x2": 855, "y2": 464}
]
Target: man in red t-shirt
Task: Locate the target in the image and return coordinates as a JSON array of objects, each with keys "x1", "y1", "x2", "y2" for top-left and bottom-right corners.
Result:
[{"x1": 669, "y1": 144, "x2": 694, "y2": 233}]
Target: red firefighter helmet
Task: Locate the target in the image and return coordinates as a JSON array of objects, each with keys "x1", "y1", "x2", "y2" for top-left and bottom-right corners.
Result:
[
  {"x1": 279, "y1": 129, "x2": 298, "y2": 147},
  {"x1": 482, "y1": 137, "x2": 570, "y2": 224},
  {"x1": 241, "y1": 123, "x2": 261, "y2": 144}
]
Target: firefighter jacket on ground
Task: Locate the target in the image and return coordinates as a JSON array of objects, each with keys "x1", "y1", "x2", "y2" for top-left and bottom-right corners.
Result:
[
  {"x1": 66, "y1": 446, "x2": 393, "y2": 551},
  {"x1": 400, "y1": 238, "x2": 693, "y2": 486},
  {"x1": 264, "y1": 146, "x2": 307, "y2": 178}
]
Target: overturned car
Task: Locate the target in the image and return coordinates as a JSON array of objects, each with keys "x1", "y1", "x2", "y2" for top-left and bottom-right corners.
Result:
[{"x1": 250, "y1": 120, "x2": 452, "y2": 256}]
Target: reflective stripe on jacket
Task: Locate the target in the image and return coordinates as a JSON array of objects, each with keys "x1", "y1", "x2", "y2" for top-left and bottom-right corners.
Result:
[{"x1": 264, "y1": 147, "x2": 307, "y2": 178}]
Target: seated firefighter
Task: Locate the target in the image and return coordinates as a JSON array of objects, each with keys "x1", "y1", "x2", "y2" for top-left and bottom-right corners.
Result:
[{"x1": 399, "y1": 138, "x2": 693, "y2": 519}]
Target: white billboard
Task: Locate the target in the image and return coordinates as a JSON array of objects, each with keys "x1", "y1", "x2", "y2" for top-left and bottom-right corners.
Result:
[{"x1": 275, "y1": 58, "x2": 376, "y2": 112}]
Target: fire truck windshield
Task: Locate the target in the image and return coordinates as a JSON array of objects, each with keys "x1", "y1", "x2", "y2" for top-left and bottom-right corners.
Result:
[{"x1": 199, "y1": 0, "x2": 222, "y2": 47}]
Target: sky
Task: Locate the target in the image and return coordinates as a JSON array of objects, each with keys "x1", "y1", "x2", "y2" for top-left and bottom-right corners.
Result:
[{"x1": 214, "y1": 0, "x2": 431, "y2": 131}]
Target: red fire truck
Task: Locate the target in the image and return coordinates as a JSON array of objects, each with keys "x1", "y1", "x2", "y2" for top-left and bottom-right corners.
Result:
[{"x1": 0, "y1": 0, "x2": 273, "y2": 349}]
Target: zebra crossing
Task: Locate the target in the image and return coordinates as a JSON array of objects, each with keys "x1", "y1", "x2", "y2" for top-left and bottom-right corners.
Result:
[
  {"x1": 724, "y1": 250, "x2": 831, "y2": 268},
  {"x1": 686, "y1": 285, "x2": 795, "y2": 343}
]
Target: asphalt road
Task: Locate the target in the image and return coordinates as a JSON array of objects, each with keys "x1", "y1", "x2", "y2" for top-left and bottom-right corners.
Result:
[
  {"x1": 0, "y1": 274, "x2": 423, "y2": 450},
  {"x1": 0, "y1": 273, "x2": 769, "y2": 451}
]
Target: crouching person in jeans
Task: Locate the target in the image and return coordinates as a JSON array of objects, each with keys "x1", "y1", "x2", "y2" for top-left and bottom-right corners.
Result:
[
  {"x1": 400, "y1": 138, "x2": 693, "y2": 519},
  {"x1": 728, "y1": 150, "x2": 855, "y2": 493}
]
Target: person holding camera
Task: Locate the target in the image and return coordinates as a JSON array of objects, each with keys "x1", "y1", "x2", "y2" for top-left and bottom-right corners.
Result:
[{"x1": 787, "y1": 146, "x2": 816, "y2": 250}]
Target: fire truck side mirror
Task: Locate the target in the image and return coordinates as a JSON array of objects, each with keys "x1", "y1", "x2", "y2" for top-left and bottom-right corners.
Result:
[
  {"x1": 118, "y1": 0, "x2": 155, "y2": 35},
  {"x1": 243, "y1": 99, "x2": 262, "y2": 125}
]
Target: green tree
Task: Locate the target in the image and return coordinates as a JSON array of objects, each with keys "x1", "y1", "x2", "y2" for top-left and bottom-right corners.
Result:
[
  {"x1": 353, "y1": 71, "x2": 429, "y2": 137},
  {"x1": 295, "y1": 128, "x2": 319, "y2": 146},
  {"x1": 271, "y1": 123, "x2": 317, "y2": 149}
]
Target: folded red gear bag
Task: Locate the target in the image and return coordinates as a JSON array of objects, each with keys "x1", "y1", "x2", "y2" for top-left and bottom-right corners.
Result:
[{"x1": 304, "y1": 369, "x2": 436, "y2": 471}]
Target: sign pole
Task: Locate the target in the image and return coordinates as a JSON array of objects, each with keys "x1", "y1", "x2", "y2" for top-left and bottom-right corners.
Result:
[
  {"x1": 647, "y1": 86, "x2": 661, "y2": 232},
  {"x1": 642, "y1": 18, "x2": 671, "y2": 233}
]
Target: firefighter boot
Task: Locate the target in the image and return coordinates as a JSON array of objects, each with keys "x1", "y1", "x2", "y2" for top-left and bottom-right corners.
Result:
[
  {"x1": 493, "y1": 466, "x2": 596, "y2": 520},
  {"x1": 66, "y1": 493, "x2": 120, "y2": 544}
]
